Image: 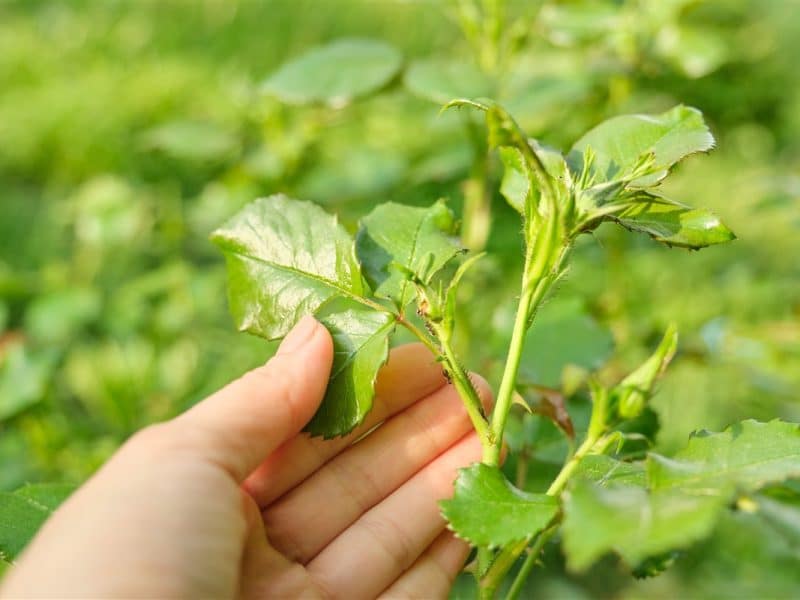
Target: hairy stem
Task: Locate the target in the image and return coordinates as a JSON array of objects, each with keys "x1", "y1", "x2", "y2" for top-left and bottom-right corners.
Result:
[
  {"x1": 399, "y1": 317, "x2": 492, "y2": 445},
  {"x1": 484, "y1": 282, "x2": 535, "y2": 466},
  {"x1": 440, "y1": 336, "x2": 493, "y2": 445},
  {"x1": 397, "y1": 317, "x2": 440, "y2": 357},
  {"x1": 485, "y1": 214, "x2": 561, "y2": 466},
  {"x1": 480, "y1": 537, "x2": 528, "y2": 598}
]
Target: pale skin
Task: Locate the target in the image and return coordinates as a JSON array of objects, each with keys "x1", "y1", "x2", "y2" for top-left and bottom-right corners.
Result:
[{"x1": 0, "y1": 316, "x2": 492, "y2": 599}]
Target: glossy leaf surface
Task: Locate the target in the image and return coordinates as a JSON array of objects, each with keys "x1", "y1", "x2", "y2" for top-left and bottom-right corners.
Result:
[
  {"x1": 562, "y1": 482, "x2": 723, "y2": 571},
  {"x1": 261, "y1": 39, "x2": 402, "y2": 107},
  {"x1": 649, "y1": 420, "x2": 800, "y2": 492},
  {"x1": 211, "y1": 195, "x2": 364, "y2": 340},
  {"x1": 569, "y1": 105, "x2": 714, "y2": 185},
  {"x1": 615, "y1": 193, "x2": 735, "y2": 249},
  {"x1": 310, "y1": 303, "x2": 394, "y2": 437},
  {"x1": 356, "y1": 201, "x2": 461, "y2": 307},
  {"x1": 440, "y1": 464, "x2": 559, "y2": 547}
]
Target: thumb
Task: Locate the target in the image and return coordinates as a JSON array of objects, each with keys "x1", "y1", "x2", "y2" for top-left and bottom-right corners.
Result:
[{"x1": 171, "y1": 316, "x2": 333, "y2": 481}]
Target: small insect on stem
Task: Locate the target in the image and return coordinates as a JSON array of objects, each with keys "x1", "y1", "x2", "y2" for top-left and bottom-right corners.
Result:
[{"x1": 442, "y1": 368, "x2": 453, "y2": 384}]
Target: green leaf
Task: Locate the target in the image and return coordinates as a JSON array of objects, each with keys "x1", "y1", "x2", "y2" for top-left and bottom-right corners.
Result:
[
  {"x1": 309, "y1": 303, "x2": 394, "y2": 437},
  {"x1": 12, "y1": 484, "x2": 74, "y2": 512},
  {"x1": 404, "y1": 59, "x2": 494, "y2": 105},
  {"x1": 649, "y1": 420, "x2": 800, "y2": 493},
  {"x1": 211, "y1": 195, "x2": 365, "y2": 340},
  {"x1": 355, "y1": 201, "x2": 462, "y2": 307},
  {"x1": 562, "y1": 481, "x2": 724, "y2": 572},
  {"x1": 0, "y1": 484, "x2": 74, "y2": 561},
  {"x1": 498, "y1": 146, "x2": 530, "y2": 215},
  {"x1": 261, "y1": 38, "x2": 402, "y2": 107},
  {"x1": 569, "y1": 105, "x2": 714, "y2": 186},
  {"x1": 440, "y1": 464, "x2": 559, "y2": 547},
  {"x1": 572, "y1": 454, "x2": 647, "y2": 487},
  {"x1": 614, "y1": 193, "x2": 736, "y2": 249},
  {"x1": 612, "y1": 324, "x2": 677, "y2": 420}
]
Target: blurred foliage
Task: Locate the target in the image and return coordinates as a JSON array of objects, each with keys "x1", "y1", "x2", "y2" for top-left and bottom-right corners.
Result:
[{"x1": 0, "y1": 0, "x2": 798, "y2": 595}]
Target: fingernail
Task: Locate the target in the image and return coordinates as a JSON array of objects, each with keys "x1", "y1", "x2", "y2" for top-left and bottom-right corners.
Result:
[{"x1": 278, "y1": 315, "x2": 318, "y2": 355}]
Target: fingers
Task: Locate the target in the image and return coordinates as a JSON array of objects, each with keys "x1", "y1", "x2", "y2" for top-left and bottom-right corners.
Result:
[
  {"x1": 169, "y1": 316, "x2": 333, "y2": 481},
  {"x1": 239, "y1": 493, "x2": 325, "y2": 600},
  {"x1": 243, "y1": 343, "x2": 448, "y2": 506},
  {"x1": 378, "y1": 532, "x2": 470, "y2": 599},
  {"x1": 262, "y1": 376, "x2": 492, "y2": 563},
  {"x1": 307, "y1": 433, "x2": 483, "y2": 599}
]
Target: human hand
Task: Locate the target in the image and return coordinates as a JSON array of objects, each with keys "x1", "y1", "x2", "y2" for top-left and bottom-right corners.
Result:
[{"x1": 0, "y1": 316, "x2": 491, "y2": 599}]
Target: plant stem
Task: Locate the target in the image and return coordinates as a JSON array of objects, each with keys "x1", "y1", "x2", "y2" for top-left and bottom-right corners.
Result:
[
  {"x1": 546, "y1": 434, "x2": 598, "y2": 496},
  {"x1": 397, "y1": 317, "x2": 440, "y2": 357},
  {"x1": 461, "y1": 112, "x2": 491, "y2": 250},
  {"x1": 440, "y1": 336, "x2": 492, "y2": 445},
  {"x1": 504, "y1": 525, "x2": 558, "y2": 600},
  {"x1": 481, "y1": 537, "x2": 528, "y2": 598},
  {"x1": 485, "y1": 216, "x2": 561, "y2": 466},
  {"x1": 398, "y1": 317, "x2": 492, "y2": 446},
  {"x1": 484, "y1": 283, "x2": 535, "y2": 466}
]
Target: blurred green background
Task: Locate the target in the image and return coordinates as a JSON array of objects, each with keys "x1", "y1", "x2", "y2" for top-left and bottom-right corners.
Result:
[{"x1": 1, "y1": 0, "x2": 798, "y2": 596}]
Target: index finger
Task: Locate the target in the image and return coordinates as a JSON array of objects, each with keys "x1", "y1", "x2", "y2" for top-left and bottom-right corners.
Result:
[{"x1": 243, "y1": 343, "x2": 447, "y2": 506}]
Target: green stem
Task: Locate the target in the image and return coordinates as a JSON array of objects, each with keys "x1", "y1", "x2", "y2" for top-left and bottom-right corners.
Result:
[
  {"x1": 483, "y1": 282, "x2": 535, "y2": 466},
  {"x1": 481, "y1": 537, "x2": 528, "y2": 598},
  {"x1": 484, "y1": 215, "x2": 560, "y2": 466},
  {"x1": 441, "y1": 336, "x2": 493, "y2": 445},
  {"x1": 546, "y1": 434, "x2": 598, "y2": 496},
  {"x1": 504, "y1": 525, "x2": 558, "y2": 600},
  {"x1": 399, "y1": 317, "x2": 492, "y2": 446},
  {"x1": 461, "y1": 113, "x2": 491, "y2": 250},
  {"x1": 397, "y1": 317, "x2": 440, "y2": 357}
]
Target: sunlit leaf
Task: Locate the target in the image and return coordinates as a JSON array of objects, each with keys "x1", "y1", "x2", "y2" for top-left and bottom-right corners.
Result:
[
  {"x1": 440, "y1": 464, "x2": 559, "y2": 547},
  {"x1": 356, "y1": 201, "x2": 462, "y2": 307},
  {"x1": 614, "y1": 192, "x2": 735, "y2": 249},
  {"x1": 211, "y1": 195, "x2": 365, "y2": 339},
  {"x1": 212, "y1": 195, "x2": 402, "y2": 437},
  {"x1": 261, "y1": 39, "x2": 402, "y2": 107},
  {"x1": 569, "y1": 105, "x2": 714, "y2": 186},
  {"x1": 649, "y1": 420, "x2": 800, "y2": 493}
]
